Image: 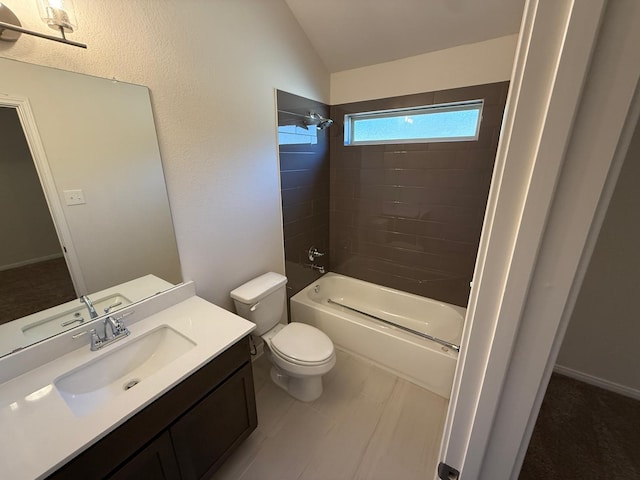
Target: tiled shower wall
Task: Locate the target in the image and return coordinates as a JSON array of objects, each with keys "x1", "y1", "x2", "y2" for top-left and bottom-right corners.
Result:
[
  {"x1": 329, "y1": 82, "x2": 509, "y2": 306},
  {"x1": 277, "y1": 90, "x2": 330, "y2": 305}
]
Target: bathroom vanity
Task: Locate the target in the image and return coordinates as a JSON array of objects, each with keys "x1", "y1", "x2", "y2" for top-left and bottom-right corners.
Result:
[
  {"x1": 0, "y1": 281, "x2": 257, "y2": 480},
  {"x1": 49, "y1": 337, "x2": 256, "y2": 480}
]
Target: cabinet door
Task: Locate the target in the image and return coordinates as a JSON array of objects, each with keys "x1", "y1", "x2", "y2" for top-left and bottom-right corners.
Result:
[
  {"x1": 170, "y1": 363, "x2": 257, "y2": 480},
  {"x1": 109, "y1": 432, "x2": 181, "y2": 480}
]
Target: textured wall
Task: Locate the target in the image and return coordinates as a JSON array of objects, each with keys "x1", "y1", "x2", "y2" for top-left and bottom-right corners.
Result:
[
  {"x1": 277, "y1": 90, "x2": 330, "y2": 307},
  {"x1": 329, "y1": 82, "x2": 508, "y2": 306},
  {"x1": 0, "y1": 0, "x2": 329, "y2": 309}
]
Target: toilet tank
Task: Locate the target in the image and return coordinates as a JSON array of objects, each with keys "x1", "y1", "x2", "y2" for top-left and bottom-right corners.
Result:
[{"x1": 230, "y1": 272, "x2": 287, "y2": 336}]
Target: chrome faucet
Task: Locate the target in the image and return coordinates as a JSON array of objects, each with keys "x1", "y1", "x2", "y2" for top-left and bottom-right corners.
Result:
[
  {"x1": 80, "y1": 295, "x2": 98, "y2": 319},
  {"x1": 305, "y1": 263, "x2": 326, "y2": 274},
  {"x1": 103, "y1": 300, "x2": 123, "y2": 314},
  {"x1": 90, "y1": 312, "x2": 132, "y2": 351},
  {"x1": 308, "y1": 246, "x2": 326, "y2": 262}
]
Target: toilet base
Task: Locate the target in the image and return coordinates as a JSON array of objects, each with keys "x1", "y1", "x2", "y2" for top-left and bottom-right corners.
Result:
[{"x1": 270, "y1": 366, "x2": 323, "y2": 402}]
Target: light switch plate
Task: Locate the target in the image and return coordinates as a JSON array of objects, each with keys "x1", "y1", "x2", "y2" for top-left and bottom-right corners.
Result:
[{"x1": 63, "y1": 189, "x2": 86, "y2": 206}]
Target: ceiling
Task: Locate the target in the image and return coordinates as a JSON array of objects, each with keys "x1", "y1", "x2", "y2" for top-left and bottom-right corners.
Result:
[{"x1": 285, "y1": 0, "x2": 526, "y2": 73}]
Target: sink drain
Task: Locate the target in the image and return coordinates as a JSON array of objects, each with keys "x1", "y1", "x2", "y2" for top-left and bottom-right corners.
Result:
[{"x1": 123, "y1": 379, "x2": 141, "y2": 391}]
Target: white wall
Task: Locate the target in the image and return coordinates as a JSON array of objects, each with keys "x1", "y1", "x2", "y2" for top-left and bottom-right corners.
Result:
[
  {"x1": 556, "y1": 118, "x2": 640, "y2": 395},
  {"x1": 0, "y1": 108, "x2": 61, "y2": 269},
  {"x1": 330, "y1": 35, "x2": 518, "y2": 105},
  {"x1": 0, "y1": 0, "x2": 329, "y2": 309}
]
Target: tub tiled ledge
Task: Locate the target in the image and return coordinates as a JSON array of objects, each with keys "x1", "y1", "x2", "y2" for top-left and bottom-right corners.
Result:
[{"x1": 0, "y1": 282, "x2": 255, "y2": 480}]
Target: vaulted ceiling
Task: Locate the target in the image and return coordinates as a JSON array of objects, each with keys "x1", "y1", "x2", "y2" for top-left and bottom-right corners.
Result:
[{"x1": 285, "y1": 0, "x2": 526, "y2": 72}]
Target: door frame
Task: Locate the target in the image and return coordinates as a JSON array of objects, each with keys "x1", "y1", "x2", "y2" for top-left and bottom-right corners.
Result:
[
  {"x1": 1, "y1": 94, "x2": 87, "y2": 294},
  {"x1": 438, "y1": 0, "x2": 640, "y2": 478}
]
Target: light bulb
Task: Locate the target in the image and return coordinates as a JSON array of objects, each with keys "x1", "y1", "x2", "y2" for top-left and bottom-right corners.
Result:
[{"x1": 36, "y1": 0, "x2": 77, "y2": 33}]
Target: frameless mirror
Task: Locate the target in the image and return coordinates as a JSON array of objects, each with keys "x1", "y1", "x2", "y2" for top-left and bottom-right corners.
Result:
[{"x1": 0, "y1": 57, "x2": 182, "y2": 358}]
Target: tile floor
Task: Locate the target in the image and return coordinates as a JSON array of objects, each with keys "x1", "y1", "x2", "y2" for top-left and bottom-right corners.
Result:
[{"x1": 211, "y1": 349, "x2": 448, "y2": 480}]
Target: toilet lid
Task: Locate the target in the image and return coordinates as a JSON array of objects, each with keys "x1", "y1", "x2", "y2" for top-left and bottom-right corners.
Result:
[{"x1": 270, "y1": 323, "x2": 334, "y2": 365}]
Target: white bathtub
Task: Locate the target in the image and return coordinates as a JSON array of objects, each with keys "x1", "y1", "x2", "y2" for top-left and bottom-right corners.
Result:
[{"x1": 290, "y1": 272, "x2": 466, "y2": 399}]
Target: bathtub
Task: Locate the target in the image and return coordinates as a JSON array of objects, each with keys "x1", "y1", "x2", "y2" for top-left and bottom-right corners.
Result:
[{"x1": 290, "y1": 273, "x2": 466, "y2": 399}]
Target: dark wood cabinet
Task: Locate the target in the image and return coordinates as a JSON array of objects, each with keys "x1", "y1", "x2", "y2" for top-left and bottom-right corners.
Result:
[
  {"x1": 48, "y1": 337, "x2": 257, "y2": 480},
  {"x1": 109, "y1": 432, "x2": 180, "y2": 480},
  {"x1": 171, "y1": 364, "x2": 256, "y2": 480}
]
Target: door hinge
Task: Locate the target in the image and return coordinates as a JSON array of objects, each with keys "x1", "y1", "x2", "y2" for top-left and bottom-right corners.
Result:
[{"x1": 438, "y1": 462, "x2": 460, "y2": 480}]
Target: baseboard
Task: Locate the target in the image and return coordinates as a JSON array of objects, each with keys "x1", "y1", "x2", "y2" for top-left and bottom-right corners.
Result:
[
  {"x1": 553, "y1": 364, "x2": 640, "y2": 401},
  {"x1": 0, "y1": 253, "x2": 64, "y2": 272}
]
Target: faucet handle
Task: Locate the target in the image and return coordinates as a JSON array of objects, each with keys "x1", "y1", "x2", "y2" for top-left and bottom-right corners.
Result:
[
  {"x1": 89, "y1": 329, "x2": 102, "y2": 351},
  {"x1": 308, "y1": 246, "x2": 326, "y2": 261},
  {"x1": 103, "y1": 301, "x2": 123, "y2": 314}
]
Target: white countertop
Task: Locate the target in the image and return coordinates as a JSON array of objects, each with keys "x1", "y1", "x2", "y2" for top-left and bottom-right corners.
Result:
[{"x1": 0, "y1": 294, "x2": 255, "y2": 480}]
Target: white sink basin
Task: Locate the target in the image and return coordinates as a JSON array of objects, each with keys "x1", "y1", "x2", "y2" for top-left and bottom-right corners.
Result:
[
  {"x1": 55, "y1": 326, "x2": 196, "y2": 417},
  {"x1": 21, "y1": 294, "x2": 132, "y2": 340}
]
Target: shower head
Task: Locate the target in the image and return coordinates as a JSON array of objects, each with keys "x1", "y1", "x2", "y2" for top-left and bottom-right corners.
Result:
[
  {"x1": 317, "y1": 118, "x2": 334, "y2": 130},
  {"x1": 305, "y1": 112, "x2": 334, "y2": 130}
]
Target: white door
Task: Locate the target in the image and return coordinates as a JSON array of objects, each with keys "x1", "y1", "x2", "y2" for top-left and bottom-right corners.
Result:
[{"x1": 437, "y1": 1, "x2": 640, "y2": 479}]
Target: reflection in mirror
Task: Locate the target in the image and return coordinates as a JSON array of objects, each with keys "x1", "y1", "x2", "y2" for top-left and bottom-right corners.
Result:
[
  {"x1": 0, "y1": 275, "x2": 174, "y2": 355},
  {"x1": 0, "y1": 107, "x2": 76, "y2": 324},
  {"x1": 0, "y1": 57, "x2": 182, "y2": 358}
]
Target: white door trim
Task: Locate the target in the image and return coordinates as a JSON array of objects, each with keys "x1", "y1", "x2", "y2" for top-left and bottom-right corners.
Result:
[
  {"x1": 0, "y1": 94, "x2": 87, "y2": 294},
  {"x1": 438, "y1": 0, "x2": 617, "y2": 478},
  {"x1": 484, "y1": 4, "x2": 640, "y2": 474}
]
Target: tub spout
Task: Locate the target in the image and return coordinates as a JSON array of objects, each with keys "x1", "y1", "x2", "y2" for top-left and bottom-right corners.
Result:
[{"x1": 305, "y1": 263, "x2": 325, "y2": 274}]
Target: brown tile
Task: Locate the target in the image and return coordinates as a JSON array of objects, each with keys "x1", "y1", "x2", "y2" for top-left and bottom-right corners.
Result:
[
  {"x1": 280, "y1": 170, "x2": 317, "y2": 190},
  {"x1": 281, "y1": 186, "x2": 314, "y2": 205},
  {"x1": 330, "y1": 180, "x2": 354, "y2": 199},
  {"x1": 280, "y1": 153, "x2": 323, "y2": 172},
  {"x1": 311, "y1": 197, "x2": 329, "y2": 215},
  {"x1": 481, "y1": 104, "x2": 507, "y2": 128},
  {"x1": 354, "y1": 240, "x2": 396, "y2": 260},
  {"x1": 433, "y1": 82, "x2": 508, "y2": 106},
  {"x1": 380, "y1": 201, "x2": 421, "y2": 219},
  {"x1": 282, "y1": 201, "x2": 313, "y2": 225},
  {"x1": 331, "y1": 209, "x2": 353, "y2": 228},
  {"x1": 392, "y1": 169, "x2": 428, "y2": 187}
]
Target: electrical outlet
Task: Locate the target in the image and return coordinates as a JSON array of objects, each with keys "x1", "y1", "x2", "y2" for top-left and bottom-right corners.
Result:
[{"x1": 63, "y1": 189, "x2": 86, "y2": 206}]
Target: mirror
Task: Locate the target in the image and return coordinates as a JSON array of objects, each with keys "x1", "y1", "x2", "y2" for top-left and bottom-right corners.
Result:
[{"x1": 0, "y1": 57, "x2": 182, "y2": 358}]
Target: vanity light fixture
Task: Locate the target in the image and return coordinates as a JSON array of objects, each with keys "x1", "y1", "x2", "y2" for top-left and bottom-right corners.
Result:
[{"x1": 0, "y1": 1, "x2": 86, "y2": 48}]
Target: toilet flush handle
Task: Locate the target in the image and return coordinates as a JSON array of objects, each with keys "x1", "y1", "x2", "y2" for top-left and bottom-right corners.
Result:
[{"x1": 250, "y1": 302, "x2": 260, "y2": 312}]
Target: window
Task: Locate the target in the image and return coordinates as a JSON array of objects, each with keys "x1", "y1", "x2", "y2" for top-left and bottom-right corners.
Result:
[{"x1": 344, "y1": 100, "x2": 483, "y2": 146}]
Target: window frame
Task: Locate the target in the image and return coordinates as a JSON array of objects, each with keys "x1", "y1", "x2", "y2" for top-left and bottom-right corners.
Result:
[{"x1": 344, "y1": 99, "x2": 484, "y2": 146}]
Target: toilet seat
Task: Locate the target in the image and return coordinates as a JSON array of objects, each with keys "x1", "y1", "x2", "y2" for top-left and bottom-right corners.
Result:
[{"x1": 269, "y1": 323, "x2": 334, "y2": 366}]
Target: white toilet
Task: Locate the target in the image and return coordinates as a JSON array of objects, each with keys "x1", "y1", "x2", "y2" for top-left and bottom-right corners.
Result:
[{"x1": 231, "y1": 272, "x2": 336, "y2": 402}]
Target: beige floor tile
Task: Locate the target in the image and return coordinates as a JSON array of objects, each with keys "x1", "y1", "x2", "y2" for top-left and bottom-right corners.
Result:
[
  {"x1": 353, "y1": 379, "x2": 448, "y2": 480},
  {"x1": 238, "y1": 402, "x2": 335, "y2": 480},
  {"x1": 297, "y1": 394, "x2": 387, "y2": 480},
  {"x1": 209, "y1": 428, "x2": 266, "y2": 480},
  {"x1": 309, "y1": 349, "x2": 396, "y2": 422},
  {"x1": 214, "y1": 350, "x2": 448, "y2": 480},
  {"x1": 255, "y1": 379, "x2": 296, "y2": 437}
]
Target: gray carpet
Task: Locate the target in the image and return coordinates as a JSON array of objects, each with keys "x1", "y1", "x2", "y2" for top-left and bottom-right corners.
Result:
[
  {"x1": 520, "y1": 373, "x2": 640, "y2": 480},
  {"x1": 0, "y1": 257, "x2": 76, "y2": 325}
]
